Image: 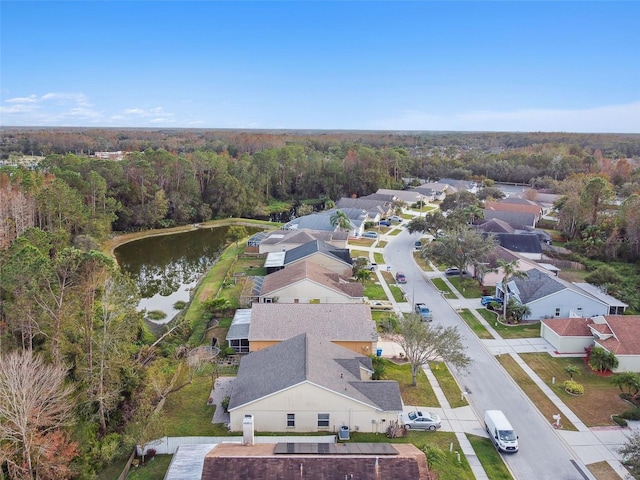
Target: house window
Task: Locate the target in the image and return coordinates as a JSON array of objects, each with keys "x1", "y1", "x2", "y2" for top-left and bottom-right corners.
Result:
[
  {"x1": 294, "y1": 298, "x2": 299, "y2": 303},
  {"x1": 555, "y1": 308, "x2": 561, "y2": 317},
  {"x1": 287, "y1": 413, "x2": 295, "y2": 428},
  {"x1": 264, "y1": 298, "x2": 273, "y2": 303},
  {"x1": 577, "y1": 307, "x2": 583, "y2": 316},
  {"x1": 317, "y1": 413, "x2": 330, "y2": 428}
]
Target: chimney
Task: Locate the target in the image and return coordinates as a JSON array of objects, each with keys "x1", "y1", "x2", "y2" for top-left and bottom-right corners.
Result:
[{"x1": 242, "y1": 414, "x2": 255, "y2": 445}]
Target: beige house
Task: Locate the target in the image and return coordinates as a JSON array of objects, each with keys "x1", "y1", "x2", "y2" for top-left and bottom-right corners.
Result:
[
  {"x1": 248, "y1": 303, "x2": 377, "y2": 354},
  {"x1": 541, "y1": 315, "x2": 640, "y2": 372},
  {"x1": 258, "y1": 260, "x2": 363, "y2": 304},
  {"x1": 227, "y1": 333, "x2": 403, "y2": 433}
]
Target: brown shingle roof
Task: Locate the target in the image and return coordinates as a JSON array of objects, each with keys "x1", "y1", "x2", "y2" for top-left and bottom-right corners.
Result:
[
  {"x1": 485, "y1": 201, "x2": 542, "y2": 217},
  {"x1": 202, "y1": 442, "x2": 432, "y2": 480},
  {"x1": 597, "y1": 316, "x2": 640, "y2": 355},
  {"x1": 261, "y1": 261, "x2": 363, "y2": 298},
  {"x1": 542, "y1": 317, "x2": 594, "y2": 337}
]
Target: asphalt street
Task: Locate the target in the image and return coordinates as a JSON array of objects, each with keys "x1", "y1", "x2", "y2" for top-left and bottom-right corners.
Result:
[{"x1": 383, "y1": 226, "x2": 596, "y2": 480}]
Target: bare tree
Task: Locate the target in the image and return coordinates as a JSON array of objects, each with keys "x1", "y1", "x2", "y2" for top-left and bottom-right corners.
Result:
[
  {"x1": 0, "y1": 350, "x2": 77, "y2": 480},
  {"x1": 392, "y1": 313, "x2": 471, "y2": 386}
]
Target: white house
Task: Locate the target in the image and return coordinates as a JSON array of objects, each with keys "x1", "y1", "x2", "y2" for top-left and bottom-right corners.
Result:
[
  {"x1": 227, "y1": 333, "x2": 403, "y2": 433},
  {"x1": 499, "y1": 269, "x2": 609, "y2": 320},
  {"x1": 541, "y1": 315, "x2": 640, "y2": 372}
]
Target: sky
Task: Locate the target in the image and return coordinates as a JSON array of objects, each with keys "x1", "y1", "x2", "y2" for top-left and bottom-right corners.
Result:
[{"x1": 1, "y1": 1, "x2": 639, "y2": 133}]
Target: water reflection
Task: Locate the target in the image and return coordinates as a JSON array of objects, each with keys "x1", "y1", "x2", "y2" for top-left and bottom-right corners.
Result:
[{"x1": 115, "y1": 226, "x2": 261, "y2": 323}]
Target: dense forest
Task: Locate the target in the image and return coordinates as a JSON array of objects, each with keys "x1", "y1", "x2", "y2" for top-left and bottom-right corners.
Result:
[{"x1": 0, "y1": 128, "x2": 639, "y2": 479}]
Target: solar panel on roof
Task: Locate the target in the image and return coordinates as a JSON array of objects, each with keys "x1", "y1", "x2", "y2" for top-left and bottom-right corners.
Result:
[{"x1": 273, "y1": 443, "x2": 398, "y2": 456}]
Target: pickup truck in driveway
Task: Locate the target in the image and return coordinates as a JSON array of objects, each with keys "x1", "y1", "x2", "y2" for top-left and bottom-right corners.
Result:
[{"x1": 414, "y1": 303, "x2": 433, "y2": 321}]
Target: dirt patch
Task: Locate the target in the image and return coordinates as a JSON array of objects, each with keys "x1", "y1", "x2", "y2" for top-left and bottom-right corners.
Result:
[{"x1": 587, "y1": 461, "x2": 624, "y2": 480}]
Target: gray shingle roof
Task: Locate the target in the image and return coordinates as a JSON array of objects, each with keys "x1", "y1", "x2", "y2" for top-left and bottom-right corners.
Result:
[
  {"x1": 284, "y1": 239, "x2": 352, "y2": 265},
  {"x1": 483, "y1": 210, "x2": 536, "y2": 228},
  {"x1": 512, "y1": 269, "x2": 565, "y2": 303},
  {"x1": 494, "y1": 233, "x2": 542, "y2": 254},
  {"x1": 228, "y1": 333, "x2": 402, "y2": 412},
  {"x1": 248, "y1": 303, "x2": 377, "y2": 342}
]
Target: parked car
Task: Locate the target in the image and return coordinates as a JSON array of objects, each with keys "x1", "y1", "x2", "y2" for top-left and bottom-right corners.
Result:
[
  {"x1": 389, "y1": 215, "x2": 403, "y2": 222},
  {"x1": 403, "y1": 411, "x2": 441, "y2": 431},
  {"x1": 481, "y1": 296, "x2": 503, "y2": 307},
  {"x1": 444, "y1": 267, "x2": 467, "y2": 276},
  {"x1": 395, "y1": 271, "x2": 407, "y2": 284},
  {"x1": 367, "y1": 262, "x2": 378, "y2": 271},
  {"x1": 379, "y1": 220, "x2": 392, "y2": 227},
  {"x1": 414, "y1": 240, "x2": 422, "y2": 250},
  {"x1": 366, "y1": 299, "x2": 393, "y2": 311},
  {"x1": 362, "y1": 231, "x2": 378, "y2": 239}
]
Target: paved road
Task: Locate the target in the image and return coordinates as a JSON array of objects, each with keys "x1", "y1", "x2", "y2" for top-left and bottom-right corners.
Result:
[{"x1": 384, "y1": 226, "x2": 594, "y2": 480}]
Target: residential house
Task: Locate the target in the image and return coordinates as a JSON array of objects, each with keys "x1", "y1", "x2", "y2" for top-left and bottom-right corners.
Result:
[
  {"x1": 227, "y1": 333, "x2": 403, "y2": 432},
  {"x1": 263, "y1": 239, "x2": 352, "y2": 275},
  {"x1": 336, "y1": 197, "x2": 393, "y2": 221},
  {"x1": 247, "y1": 303, "x2": 378, "y2": 354},
  {"x1": 499, "y1": 269, "x2": 610, "y2": 320},
  {"x1": 282, "y1": 207, "x2": 369, "y2": 238},
  {"x1": 483, "y1": 209, "x2": 537, "y2": 228},
  {"x1": 251, "y1": 229, "x2": 348, "y2": 253},
  {"x1": 411, "y1": 182, "x2": 450, "y2": 201},
  {"x1": 485, "y1": 201, "x2": 543, "y2": 223},
  {"x1": 492, "y1": 233, "x2": 542, "y2": 260},
  {"x1": 257, "y1": 261, "x2": 364, "y2": 304},
  {"x1": 201, "y1": 442, "x2": 431, "y2": 480},
  {"x1": 541, "y1": 315, "x2": 640, "y2": 372},
  {"x1": 376, "y1": 188, "x2": 427, "y2": 205},
  {"x1": 439, "y1": 178, "x2": 478, "y2": 193}
]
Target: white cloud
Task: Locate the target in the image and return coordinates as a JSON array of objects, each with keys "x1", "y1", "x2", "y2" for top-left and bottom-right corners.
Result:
[
  {"x1": 375, "y1": 101, "x2": 640, "y2": 133},
  {"x1": 6, "y1": 95, "x2": 38, "y2": 104}
]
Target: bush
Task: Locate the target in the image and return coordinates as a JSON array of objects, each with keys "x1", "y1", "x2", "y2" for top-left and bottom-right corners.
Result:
[
  {"x1": 620, "y1": 409, "x2": 640, "y2": 421},
  {"x1": 221, "y1": 396, "x2": 231, "y2": 413},
  {"x1": 612, "y1": 415, "x2": 628, "y2": 427},
  {"x1": 564, "y1": 380, "x2": 585, "y2": 395}
]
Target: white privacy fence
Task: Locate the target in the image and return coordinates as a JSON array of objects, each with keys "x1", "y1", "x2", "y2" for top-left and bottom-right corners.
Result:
[{"x1": 139, "y1": 435, "x2": 337, "y2": 455}]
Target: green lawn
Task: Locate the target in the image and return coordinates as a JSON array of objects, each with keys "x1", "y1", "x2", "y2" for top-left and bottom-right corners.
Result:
[
  {"x1": 431, "y1": 278, "x2": 457, "y2": 299},
  {"x1": 382, "y1": 359, "x2": 438, "y2": 407},
  {"x1": 363, "y1": 283, "x2": 388, "y2": 300},
  {"x1": 492, "y1": 319, "x2": 542, "y2": 339},
  {"x1": 389, "y1": 285, "x2": 406, "y2": 302},
  {"x1": 467, "y1": 435, "x2": 513, "y2": 480},
  {"x1": 429, "y1": 361, "x2": 468, "y2": 408},
  {"x1": 447, "y1": 277, "x2": 484, "y2": 298},
  {"x1": 373, "y1": 252, "x2": 384, "y2": 264},
  {"x1": 126, "y1": 455, "x2": 173, "y2": 480},
  {"x1": 159, "y1": 366, "x2": 233, "y2": 436},
  {"x1": 458, "y1": 309, "x2": 493, "y2": 339}
]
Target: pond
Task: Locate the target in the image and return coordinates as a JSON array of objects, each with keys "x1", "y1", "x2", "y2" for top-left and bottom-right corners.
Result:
[{"x1": 114, "y1": 225, "x2": 262, "y2": 323}]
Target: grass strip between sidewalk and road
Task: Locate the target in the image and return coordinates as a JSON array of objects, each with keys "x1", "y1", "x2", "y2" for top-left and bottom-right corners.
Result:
[
  {"x1": 429, "y1": 361, "x2": 468, "y2": 408},
  {"x1": 467, "y1": 435, "x2": 513, "y2": 480},
  {"x1": 496, "y1": 354, "x2": 578, "y2": 431},
  {"x1": 431, "y1": 278, "x2": 457, "y2": 299},
  {"x1": 458, "y1": 309, "x2": 493, "y2": 339}
]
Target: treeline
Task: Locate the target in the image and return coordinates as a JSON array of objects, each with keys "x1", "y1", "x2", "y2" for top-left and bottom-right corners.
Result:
[{"x1": 2, "y1": 127, "x2": 640, "y2": 158}]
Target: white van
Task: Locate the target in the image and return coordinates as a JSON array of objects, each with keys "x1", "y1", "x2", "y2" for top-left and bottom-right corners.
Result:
[{"x1": 484, "y1": 410, "x2": 519, "y2": 453}]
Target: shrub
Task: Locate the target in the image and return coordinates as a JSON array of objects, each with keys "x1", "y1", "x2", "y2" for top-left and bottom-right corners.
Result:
[
  {"x1": 612, "y1": 415, "x2": 628, "y2": 427},
  {"x1": 620, "y1": 409, "x2": 640, "y2": 421},
  {"x1": 221, "y1": 396, "x2": 231, "y2": 413},
  {"x1": 564, "y1": 380, "x2": 585, "y2": 395}
]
